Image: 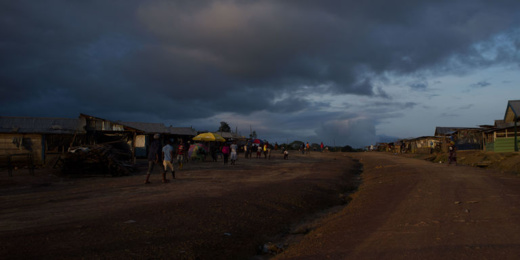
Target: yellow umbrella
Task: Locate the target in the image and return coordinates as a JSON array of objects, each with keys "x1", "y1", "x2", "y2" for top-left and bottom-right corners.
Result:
[{"x1": 192, "y1": 132, "x2": 226, "y2": 142}]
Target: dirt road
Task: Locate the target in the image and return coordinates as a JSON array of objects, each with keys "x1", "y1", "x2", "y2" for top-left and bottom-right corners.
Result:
[
  {"x1": 275, "y1": 152, "x2": 520, "y2": 259},
  {"x1": 2, "y1": 152, "x2": 520, "y2": 259},
  {"x1": 0, "y1": 152, "x2": 360, "y2": 259}
]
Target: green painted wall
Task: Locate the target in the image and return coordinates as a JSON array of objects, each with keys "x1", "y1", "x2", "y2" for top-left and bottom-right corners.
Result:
[{"x1": 486, "y1": 137, "x2": 520, "y2": 152}]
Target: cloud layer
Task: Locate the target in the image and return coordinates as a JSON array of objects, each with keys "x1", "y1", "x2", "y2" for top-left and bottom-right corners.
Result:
[{"x1": 1, "y1": 0, "x2": 519, "y2": 147}]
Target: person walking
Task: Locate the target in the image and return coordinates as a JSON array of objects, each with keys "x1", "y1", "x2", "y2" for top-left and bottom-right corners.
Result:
[
  {"x1": 161, "y1": 139, "x2": 175, "y2": 182},
  {"x1": 144, "y1": 134, "x2": 162, "y2": 184},
  {"x1": 176, "y1": 140, "x2": 185, "y2": 170},
  {"x1": 211, "y1": 144, "x2": 218, "y2": 162},
  {"x1": 230, "y1": 141, "x2": 238, "y2": 165},
  {"x1": 247, "y1": 141, "x2": 252, "y2": 159},
  {"x1": 222, "y1": 143, "x2": 230, "y2": 165},
  {"x1": 448, "y1": 144, "x2": 457, "y2": 166},
  {"x1": 257, "y1": 145, "x2": 262, "y2": 158}
]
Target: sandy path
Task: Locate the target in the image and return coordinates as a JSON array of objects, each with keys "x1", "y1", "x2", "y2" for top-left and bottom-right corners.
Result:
[{"x1": 275, "y1": 152, "x2": 520, "y2": 259}]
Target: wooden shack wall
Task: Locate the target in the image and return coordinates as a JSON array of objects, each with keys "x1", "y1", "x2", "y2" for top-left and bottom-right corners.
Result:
[
  {"x1": 0, "y1": 133, "x2": 42, "y2": 165},
  {"x1": 409, "y1": 139, "x2": 437, "y2": 154}
]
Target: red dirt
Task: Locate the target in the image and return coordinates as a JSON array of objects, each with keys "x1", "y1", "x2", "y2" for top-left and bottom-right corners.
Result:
[
  {"x1": 0, "y1": 152, "x2": 359, "y2": 259},
  {"x1": 2, "y1": 151, "x2": 520, "y2": 259},
  {"x1": 275, "y1": 152, "x2": 520, "y2": 259}
]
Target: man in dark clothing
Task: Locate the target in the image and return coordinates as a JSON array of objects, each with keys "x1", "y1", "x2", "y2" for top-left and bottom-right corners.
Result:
[{"x1": 144, "y1": 134, "x2": 162, "y2": 184}]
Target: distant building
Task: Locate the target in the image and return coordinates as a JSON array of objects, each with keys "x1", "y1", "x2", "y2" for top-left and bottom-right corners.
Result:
[
  {"x1": 401, "y1": 136, "x2": 442, "y2": 154},
  {"x1": 484, "y1": 100, "x2": 520, "y2": 152},
  {"x1": 434, "y1": 126, "x2": 483, "y2": 151}
]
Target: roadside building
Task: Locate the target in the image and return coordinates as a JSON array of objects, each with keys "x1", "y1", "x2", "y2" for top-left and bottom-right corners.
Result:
[
  {"x1": 434, "y1": 126, "x2": 483, "y2": 152},
  {"x1": 484, "y1": 100, "x2": 520, "y2": 152},
  {"x1": 120, "y1": 122, "x2": 170, "y2": 158},
  {"x1": 0, "y1": 116, "x2": 85, "y2": 167},
  {"x1": 402, "y1": 136, "x2": 442, "y2": 154}
]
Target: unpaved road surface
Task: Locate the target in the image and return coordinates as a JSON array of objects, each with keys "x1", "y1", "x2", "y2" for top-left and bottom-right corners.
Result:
[
  {"x1": 0, "y1": 152, "x2": 360, "y2": 259},
  {"x1": 275, "y1": 152, "x2": 520, "y2": 259},
  {"x1": 2, "y1": 152, "x2": 520, "y2": 260}
]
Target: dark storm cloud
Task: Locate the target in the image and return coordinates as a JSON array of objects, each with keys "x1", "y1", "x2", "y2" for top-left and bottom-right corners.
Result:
[
  {"x1": 372, "y1": 101, "x2": 418, "y2": 110},
  {"x1": 410, "y1": 83, "x2": 428, "y2": 91},
  {"x1": 471, "y1": 81, "x2": 492, "y2": 88},
  {"x1": 1, "y1": 0, "x2": 520, "y2": 146}
]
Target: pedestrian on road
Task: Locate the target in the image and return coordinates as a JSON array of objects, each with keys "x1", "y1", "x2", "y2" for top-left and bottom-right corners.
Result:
[
  {"x1": 230, "y1": 141, "x2": 238, "y2": 165},
  {"x1": 176, "y1": 140, "x2": 185, "y2": 170},
  {"x1": 257, "y1": 145, "x2": 262, "y2": 158},
  {"x1": 210, "y1": 144, "x2": 218, "y2": 162},
  {"x1": 222, "y1": 143, "x2": 230, "y2": 164},
  {"x1": 161, "y1": 139, "x2": 175, "y2": 182},
  {"x1": 144, "y1": 134, "x2": 162, "y2": 184},
  {"x1": 448, "y1": 144, "x2": 457, "y2": 166}
]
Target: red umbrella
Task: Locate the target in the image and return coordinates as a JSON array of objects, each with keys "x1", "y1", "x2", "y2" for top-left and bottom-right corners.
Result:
[{"x1": 252, "y1": 139, "x2": 263, "y2": 144}]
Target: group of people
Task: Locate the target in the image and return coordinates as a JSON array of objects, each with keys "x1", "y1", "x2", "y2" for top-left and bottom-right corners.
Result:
[
  {"x1": 243, "y1": 142, "x2": 273, "y2": 159},
  {"x1": 219, "y1": 141, "x2": 238, "y2": 165},
  {"x1": 144, "y1": 135, "x2": 325, "y2": 183},
  {"x1": 144, "y1": 134, "x2": 186, "y2": 184}
]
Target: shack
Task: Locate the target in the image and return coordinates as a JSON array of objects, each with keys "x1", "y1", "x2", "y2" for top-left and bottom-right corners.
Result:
[
  {"x1": 402, "y1": 136, "x2": 442, "y2": 154},
  {"x1": 121, "y1": 122, "x2": 197, "y2": 158},
  {"x1": 0, "y1": 116, "x2": 85, "y2": 166},
  {"x1": 434, "y1": 126, "x2": 483, "y2": 152},
  {"x1": 79, "y1": 114, "x2": 143, "y2": 162}
]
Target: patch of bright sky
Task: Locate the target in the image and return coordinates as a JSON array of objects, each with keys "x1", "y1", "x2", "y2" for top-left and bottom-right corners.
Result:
[{"x1": 375, "y1": 64, "x2": 520, "y2": 139}]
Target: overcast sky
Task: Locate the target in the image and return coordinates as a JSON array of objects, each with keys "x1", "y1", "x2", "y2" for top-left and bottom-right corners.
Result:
[{"x1": 1, "y1": 0, "x2": 519, "y2": 147}]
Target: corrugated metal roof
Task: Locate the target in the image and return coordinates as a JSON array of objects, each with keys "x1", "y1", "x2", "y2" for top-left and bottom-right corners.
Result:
[
  {"x1": 434, "y1": 127, "x2": 482, "y2": 136},
  {"x1": 80, "y1": 113, "x2": 140, "y2": 132},
  {"x1": 434, "y1": 127, "x2": 467, "y2": 136},
  {"x1": 0, "y1": 116, "x2": 84, "y2": 134},
  {"x1": 121, "y1": 122, "x2": 197, "y2": 136},
  {"x1": 121, "y1": 122, "x2": 170, "y2": 133}
]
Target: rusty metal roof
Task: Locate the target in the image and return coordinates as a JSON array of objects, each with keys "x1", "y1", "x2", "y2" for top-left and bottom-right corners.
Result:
[
  {"x1": 122, "y1": 122, "x2": 197, "y2": 136},
  {"x1": 121, "y1": 122, "x2": 170, "y2": 133},
  {"x1": 0, "y1": 116, "x2": 84, "y2": 134}
]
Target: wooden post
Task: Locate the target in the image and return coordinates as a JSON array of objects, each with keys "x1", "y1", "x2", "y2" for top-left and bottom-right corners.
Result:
[{"x1": 515, "y1": 119, "x2": 518, "y2": 152}]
